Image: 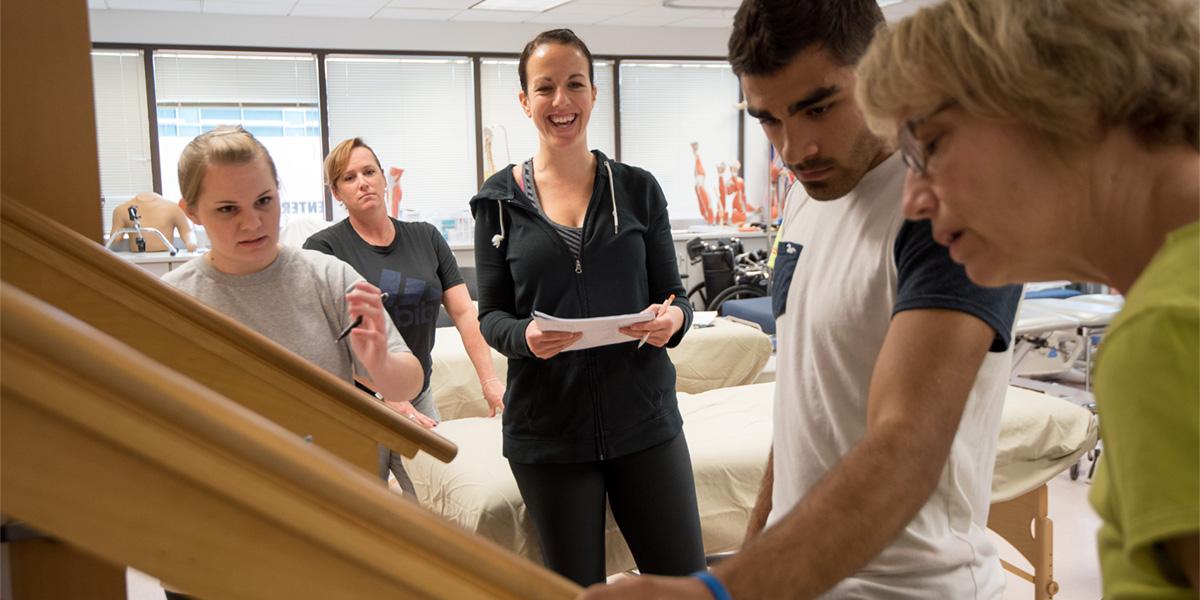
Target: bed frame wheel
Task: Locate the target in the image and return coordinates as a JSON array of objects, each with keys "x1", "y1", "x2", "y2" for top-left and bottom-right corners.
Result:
[
  {"x1": 1069, "y1": 463, "x2": 1080, "y2": 480},
  {"x1": 1046, "y1": 580, "x2": 1060, "y2": 597}
]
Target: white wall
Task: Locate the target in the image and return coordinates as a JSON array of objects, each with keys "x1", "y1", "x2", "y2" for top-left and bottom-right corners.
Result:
[{"x1": 88, "y1": 10, "x2": 731, "y2": 57}]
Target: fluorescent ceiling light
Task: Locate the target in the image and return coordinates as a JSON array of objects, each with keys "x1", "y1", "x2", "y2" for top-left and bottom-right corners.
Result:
[{"x1": 470, "y1": 0, "x2": 572, "y2": 11}]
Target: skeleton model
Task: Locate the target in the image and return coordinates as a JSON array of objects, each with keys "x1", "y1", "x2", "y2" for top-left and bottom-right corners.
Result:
[
  {"x1": 388, "y1": 167, "x2": 404, "y2": 219},
  {"x1": 691, "y1": 141, "x2": 715, "y2": 224}
]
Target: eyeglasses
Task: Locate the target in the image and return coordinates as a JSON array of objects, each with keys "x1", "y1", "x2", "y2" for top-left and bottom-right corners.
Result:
[{"x1": 898, "y1": 100, "x2": 954, "y2": 176}]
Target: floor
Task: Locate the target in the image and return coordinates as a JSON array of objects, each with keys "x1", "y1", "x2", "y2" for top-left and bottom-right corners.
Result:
[{"x1": 126, "y1": 467, "x2": 1102, "y2": 599}]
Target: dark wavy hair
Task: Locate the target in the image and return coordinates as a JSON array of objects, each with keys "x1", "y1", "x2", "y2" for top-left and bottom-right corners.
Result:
[{"x1": 728, "y1": 0, "x2": 884, "y2": 75}]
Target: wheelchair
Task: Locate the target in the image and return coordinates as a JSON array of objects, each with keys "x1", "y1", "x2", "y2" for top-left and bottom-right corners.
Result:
[{"x1": 684, "y1": 237, "x2": 769, "y2": 313}]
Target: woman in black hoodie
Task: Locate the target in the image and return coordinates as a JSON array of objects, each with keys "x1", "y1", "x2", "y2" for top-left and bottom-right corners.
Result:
[{"x1": 470, "y1": 29, "x2": 706, "y2": 587}]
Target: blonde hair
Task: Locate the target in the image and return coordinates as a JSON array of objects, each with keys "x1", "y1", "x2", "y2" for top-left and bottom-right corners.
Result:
[
  {"x1": 855, "y1": 0, "x2": 1199, "y2": 152},
  {"x1": 324, "y1": 137, "x2": 383, "y2": 194},
  {"x1": 177, "y1": 126, "x2": 279, "y2": 207}
]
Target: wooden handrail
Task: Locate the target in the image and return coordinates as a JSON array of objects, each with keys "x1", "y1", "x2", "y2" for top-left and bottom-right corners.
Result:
[
  {"x1": 0, "y1": 284, "x2": 580, "y2": 599},
  {"x1": 1, "y1": 196, "x2": 454, "y2": 472}
]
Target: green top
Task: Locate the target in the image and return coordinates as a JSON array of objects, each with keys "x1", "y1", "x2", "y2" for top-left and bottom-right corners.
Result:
[{"x1": 1091, "y1": 220, "x2": 1199, "y2": 598}]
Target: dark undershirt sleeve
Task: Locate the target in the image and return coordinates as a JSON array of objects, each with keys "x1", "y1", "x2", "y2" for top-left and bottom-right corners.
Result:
[
  {"x1": 429, "y1": 224, "x2": 465, "y2": 291},
  {"x1": 892, "y1": 219, "x2": 1022, "y2": 352},
  {"x1": 302, "y1": 230, "x2": 335, "y2": 255}
]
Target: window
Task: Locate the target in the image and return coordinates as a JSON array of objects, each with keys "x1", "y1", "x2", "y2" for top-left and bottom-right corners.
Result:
[
  {"x1": 153, "y1": 50, "x2": 324, "y2": 225},
  {"x1": 618, "y1": 61, "x2": 740, "y2": 223},
  {"x1": 324, "y1": 55, "x2": 477, "y2": 236},
  {"x1": 478, "y1": 58, "x2": 615, "y2": 176},
  {"x1": 91, "y1": 50, "x2": 154, "y2": 235}
]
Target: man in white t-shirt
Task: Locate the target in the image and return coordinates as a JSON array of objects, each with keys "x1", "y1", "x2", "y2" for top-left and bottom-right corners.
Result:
[{"x1": 580, "y1": 1, "x2": 1022, "y2": 599}]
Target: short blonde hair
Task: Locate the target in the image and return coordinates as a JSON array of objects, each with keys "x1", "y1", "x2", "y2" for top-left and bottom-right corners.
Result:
[
  {"x1": 324, "y1": 137, "x2": 383, "y2": 193},
  {"x1": 855, "y1": 0, "x2": 1199, "y2": 152},
  {"x1": 177, "y1": 126, "x2": 279, "y2": 207}
]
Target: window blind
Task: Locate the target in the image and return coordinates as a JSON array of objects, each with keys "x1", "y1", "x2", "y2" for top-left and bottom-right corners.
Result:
[
  {"x1": 325, "y1": 55, "x2": 477, "y2": 231},
  {"x1": 618, "y1": 61, "x2": 740, "y2": 222},
  {"x1": 479, "y1": 59, "x2": 615, "y2": 175},
  {"x1": 153, "y1": 50, "x2": 324, "y2": 226},
  {"x1": 92, "y1": 50, "x2": 154, "y2": 235},
  {"x1": 154, "y1": 51, "x2": 319, "y2": 104}
]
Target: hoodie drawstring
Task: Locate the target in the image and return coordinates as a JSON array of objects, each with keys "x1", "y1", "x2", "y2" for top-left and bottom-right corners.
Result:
[
  {"x1": 606, "y1": 160, "x2": 618, "y2": 235},
  {"x1": 493, "y1": 159, "x2": 618, "y2": 247},
  {"x1": 491, "y1": 200, "x2": 506, "y2": 248}
]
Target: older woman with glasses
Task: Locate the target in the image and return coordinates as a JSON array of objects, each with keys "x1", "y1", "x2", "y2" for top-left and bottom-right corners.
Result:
[{"x1": 856, "y1": 0, "x2": 1199, "y2": 596}]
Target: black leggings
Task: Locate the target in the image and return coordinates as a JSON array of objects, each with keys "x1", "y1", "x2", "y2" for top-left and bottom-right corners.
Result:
[{"x1": 509, "y1": 432, "x2": 706, "y2": 587}]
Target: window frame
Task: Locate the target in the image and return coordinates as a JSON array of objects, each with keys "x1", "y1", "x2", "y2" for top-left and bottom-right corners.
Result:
[{"x1": 92, "y1": 42, "x2": 742, "y2": 224}]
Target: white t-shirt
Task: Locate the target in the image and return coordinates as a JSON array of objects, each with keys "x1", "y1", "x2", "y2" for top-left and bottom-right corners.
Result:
[{"x1": 767, "y1": 152, "x2": 1020, "y2": 598}]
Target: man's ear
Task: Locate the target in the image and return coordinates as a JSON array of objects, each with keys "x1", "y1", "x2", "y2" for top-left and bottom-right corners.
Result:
[{"x1": 179, "y1": 198, "x2": 201, "y2": 226}]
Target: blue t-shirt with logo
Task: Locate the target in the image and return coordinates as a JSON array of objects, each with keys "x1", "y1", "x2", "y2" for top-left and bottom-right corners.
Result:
[{"x1": 305, "y1": 218, "x2": 464, "y2": 393}]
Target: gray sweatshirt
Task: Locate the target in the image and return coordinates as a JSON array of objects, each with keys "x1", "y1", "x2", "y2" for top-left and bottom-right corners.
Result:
[{"x1": 163, "y1": 245, "x2": 410, "y2": 385}]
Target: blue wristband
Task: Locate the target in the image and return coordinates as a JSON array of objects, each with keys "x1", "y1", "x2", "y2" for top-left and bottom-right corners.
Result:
[{"x1": 691, "y1": 570, "x2": 733, "y2": 600}]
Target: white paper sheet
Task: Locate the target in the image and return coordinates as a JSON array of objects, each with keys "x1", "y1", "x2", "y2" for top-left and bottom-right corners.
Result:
[
  {"x1": 692, "y1": 311, "x2": 718, "y2": 327},
  {"x1": 533, "y1": 309, "x2": 655, "y2": 352}
]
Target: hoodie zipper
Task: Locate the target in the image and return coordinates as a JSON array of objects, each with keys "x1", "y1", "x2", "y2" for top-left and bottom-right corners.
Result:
[
  {"x1": 575, "y1": 166, "x2": 608, "y2": 461},
  {"x1": 501, "y1": 159, "x2": 611, "y2": 460}
]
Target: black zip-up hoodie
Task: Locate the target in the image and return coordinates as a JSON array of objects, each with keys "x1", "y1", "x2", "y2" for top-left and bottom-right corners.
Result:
[{"x1": 470, "y1": 150, "x2": 692, "y2": 464}]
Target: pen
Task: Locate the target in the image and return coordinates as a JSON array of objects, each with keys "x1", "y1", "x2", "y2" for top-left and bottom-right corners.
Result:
[
  {"x1": 638, "y1": 293, "x2": 675, "y2": 349},
  {"x1": 335, "y1": 292, "x2": 389, "y2": 342}
]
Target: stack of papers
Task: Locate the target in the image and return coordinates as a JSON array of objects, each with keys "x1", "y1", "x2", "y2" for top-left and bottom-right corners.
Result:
[{"x1": 533, "y1": 310, "x2": 655, "y2": 352}]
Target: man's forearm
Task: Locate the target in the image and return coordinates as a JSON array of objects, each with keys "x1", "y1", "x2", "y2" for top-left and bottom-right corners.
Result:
[
  {"x1": 744, "y1": 448, "x2": 774, "y2": 543},
  {"x1": 718, "y1": 424, "x2": 948, "y2": 599}
]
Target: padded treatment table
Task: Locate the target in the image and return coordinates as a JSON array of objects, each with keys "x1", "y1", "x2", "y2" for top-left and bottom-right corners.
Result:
[
  {"x1": 405, "y1": 383, "x2": 1097, "y2": 591},
  {"x1": 718, "y1": 296, "x2": 775, "y2": 335},
  {"x1": 428, "y1": 318, "x2": 773, "y2": 420}
]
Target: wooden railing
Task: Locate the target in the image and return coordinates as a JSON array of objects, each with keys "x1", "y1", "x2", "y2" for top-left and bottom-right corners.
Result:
[
  {"x1": 0, "y1": 284, "x2": 581, "y2": 599},
  {"x1": 1, "y1": 197, "x2": 454, "y2": 474}
]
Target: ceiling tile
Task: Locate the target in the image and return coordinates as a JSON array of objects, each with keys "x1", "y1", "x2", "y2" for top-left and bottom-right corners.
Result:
[
  {"x1": 203, "y1": 0, "x2": 294, "y2": 16},
  {"x1": 661, "y1": 0, "x2": 739, "y2": 7},
  {"x1": 526, "y1": 12, "x2": 610, "y2": 24},
  {"x1": 374, "y1": 7, "x2": 462, "y2": 20},
  {"x1": 593, "y1": 0, "x2": 663, "y2": 5},
  {"x1": 668, "y1": 16, "x2": 733, "y2": 28},
  {"x1": 290, "y1": 0, "x2": 390, "y2": 17},
  {"x1": 619, "y1": 5, "x2": 704, "y2": 18},
  {"x1": 596, "y1": 13, "x2": 685, "y2": 26},
  {"x1": 451, "y1": 9, "x2": 534, "y2": 22},
  {"x1": 386, "y1": 0, "x2": 475, "y2": 7},
  {"x1": 543, "y1": 2, "x2": 638, "y2": 16},
  {"x1": 597, "y1": 6, "x2": 701, "y2": 26},
  {"x1": 106, "y1": 0, "x2": 202, "y2": 11}
]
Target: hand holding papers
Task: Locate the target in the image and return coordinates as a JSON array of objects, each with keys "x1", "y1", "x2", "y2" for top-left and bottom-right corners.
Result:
[
  {"x1": 638, "y1": 293, "x2": 675, "y2": 349},
  {"x1": 532, "y1": 309, "x2": 655, "y2": 353}
]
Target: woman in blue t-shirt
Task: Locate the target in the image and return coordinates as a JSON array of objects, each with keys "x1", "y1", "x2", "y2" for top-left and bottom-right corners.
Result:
[{"x1": 305, "y1": 137, "x2": 505, "y2": 492}]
